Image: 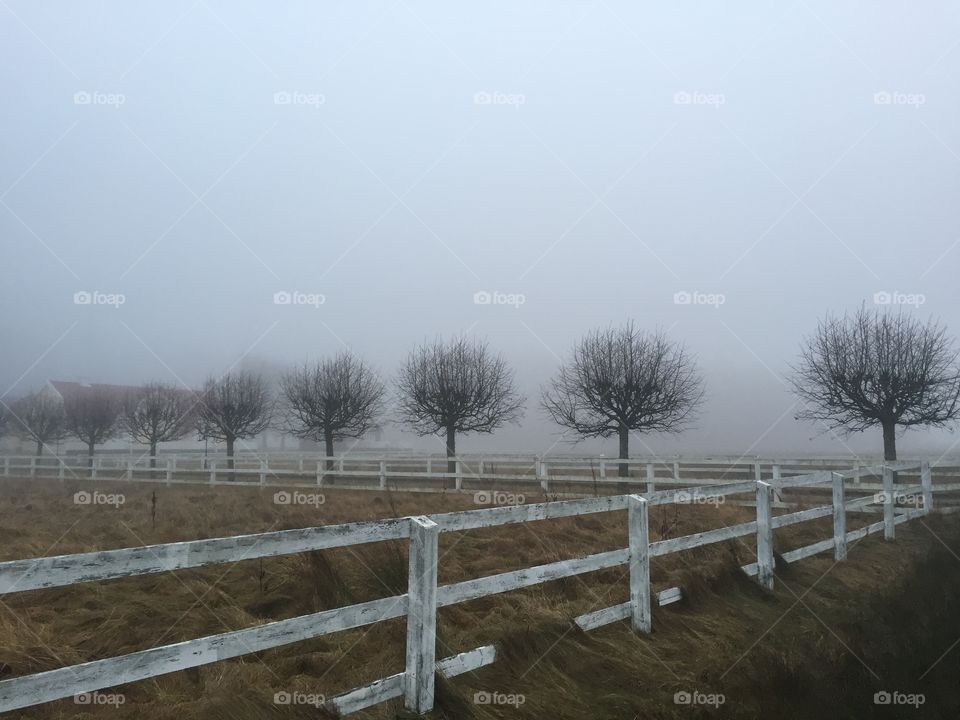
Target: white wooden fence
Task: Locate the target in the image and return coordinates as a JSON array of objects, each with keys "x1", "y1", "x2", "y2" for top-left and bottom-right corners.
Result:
[
  {"x1": 0, "y1": 460, "x2": 937, "y2": 715},
  {"x1": 4, "y1": 452, "x2": 957, "y2": 497}
]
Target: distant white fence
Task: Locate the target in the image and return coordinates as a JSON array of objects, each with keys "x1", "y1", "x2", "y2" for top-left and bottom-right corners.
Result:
[
  {"x1": 0, "y1": 461, "x2": 938, "y2": 715},
  {"x1": 4, "y1": 452, "x2": 957, "y2": 497}
]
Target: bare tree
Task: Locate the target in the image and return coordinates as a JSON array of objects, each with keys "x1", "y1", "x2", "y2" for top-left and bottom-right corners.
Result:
[
  {"x1": 395, "y1": 337, "x2": 525, "y2": 476},
  {"x1": 196, "y1": 371, "x2": 273, "y2": 480},
  {"x1": 63, "y1": 388, "x2": 122, "y2": 473},
  {"x1": 791, "y1": 305, "x2": 960, "y2": 460},
  {"x1": 281, "y1": 352, "x2": 386, "y2": 470},
  {"x1": 122, "y1": 382, "x2": 196, "y2": 467},
  {"x1": 542, "y1": 323, "x2": 704, "y2": 477},
  {"x1": 9, "y1": 392, "x2": 69, "y2": 457}
]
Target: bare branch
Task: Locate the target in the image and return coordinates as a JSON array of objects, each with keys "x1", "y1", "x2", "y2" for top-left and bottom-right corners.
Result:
[
  {"x1": 8, "y1": 392, "x2": 69, "y2": 455},
  {"x1": 122, "y1": 382, "x2": 196, "y2": 456},
  {"x1": 542, "y1": 322, "x2": 704, "y2": 454},
  {"x1": 196, "y1": 371, "x2": 274, "y2": 444},
  {"x1": 791, "y1": 304, "x2": 960, "y2": 459},
  {"x1": 280, "y1": 352, "x2": 386, "y2": 456},
  {"x1": 395, "y1": 337, "x2": 525, "y2": 456},
  {"x1": 63, "y1": 387, "x2": 122, "y2": 454}
]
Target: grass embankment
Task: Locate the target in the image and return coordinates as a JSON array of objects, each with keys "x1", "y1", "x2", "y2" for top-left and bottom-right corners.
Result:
[{"x1": 0, "y1": 478, "x2": 956, "y2": 718}]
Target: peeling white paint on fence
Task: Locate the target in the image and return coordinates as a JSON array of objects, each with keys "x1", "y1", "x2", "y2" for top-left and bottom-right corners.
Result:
[{"x1": 0, "y1": 459, "x2": 941, "y2": 717}]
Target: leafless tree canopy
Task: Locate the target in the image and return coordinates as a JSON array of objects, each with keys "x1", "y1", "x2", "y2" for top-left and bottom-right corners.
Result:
[
  {"x1": 63, "y1": 388, "x2": 122, "y2": 460},
  {"x1": 281, "y1": 353, "x2": 386, "y2": 460},
  {"x1": 395, "y1": 337, "x2": 524, "y2": 466},
  {"x1": 196, "y1": 372, "x2": 273, "y2": 474},
  {"x1": 9, "y1": 392, "x2": 69, "y2": 456},
  {"x1": 542, "y1": 323, "x2": 704, "y2": 474},
  {"x1": 791, "y1": 306, "x2": 960, "y2": 460},
  {"x1": 122, "y1": 382, "x2": 196, "y2": 463}
]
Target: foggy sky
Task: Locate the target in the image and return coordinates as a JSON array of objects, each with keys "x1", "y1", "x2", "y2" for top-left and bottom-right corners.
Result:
[{"x1": 3, "y1": 2, "x2": 960, "y2": 458}]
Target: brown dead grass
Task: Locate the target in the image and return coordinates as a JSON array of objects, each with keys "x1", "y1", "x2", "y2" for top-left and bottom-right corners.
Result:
[{"x1": 0, "y1": 477, "x2": 956, "y2": 719}]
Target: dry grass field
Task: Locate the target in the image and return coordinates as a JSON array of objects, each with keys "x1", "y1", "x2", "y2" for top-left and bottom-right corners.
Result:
[{"x1": 0, "y1": 476, "x2": 957, "y2": 719}]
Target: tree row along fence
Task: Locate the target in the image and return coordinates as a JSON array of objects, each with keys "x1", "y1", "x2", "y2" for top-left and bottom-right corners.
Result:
[
  {"x1": 4, "y1": 453, "x2": 960, "y2": 499},
  {"x1": 0, "y1": 461, "x2": 940, "y2": 715}
]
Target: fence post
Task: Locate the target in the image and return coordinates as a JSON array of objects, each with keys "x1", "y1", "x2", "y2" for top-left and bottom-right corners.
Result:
[
  {"x1": 628, "y1": 495, "x2": 651, "y2": 633},
  {"x1": 645, "y1": 463, "x2": 655, "y2": 493},
  {"x1": 772, "y1": 464, "x2": 781, "y2": 482},
  {"x1": 478, "y1": 459, "x2": 484, "y2": 477},
  {"x1": 455, "y1": 460, "x2": 462, "y2": 491},
  {"x1": 29, "y1": 456, "x2": 36, "y2": 477},
  {"x1": 404, "y1": 516, "x2": 439, "y2": 714},
  {"x1": 754, "y1": 461, "x2": 762, "y2": 482},
  {"x1": 259, "y1": 460, "x2": 267, "y2": 487},
  {"x1": 126, "y1": 459, "x2": 133, "y2": 481},
  {"x1": 673, "y1": 461, "x2": 680, "y2": 482},
  {"x1": 883, "y1": 465, "x2": 895, "y2": 540},
  {"x1": 316, "y1": 461, "x2": 323, "y2": 487},
  {"x1": 540, "y1": 461, "x2": 549, "y2": 493},
  {"x1": 921, "y1": 460, "x2": 933, "y2": 515},
  {"x1": 209, "y1": 461, "x2": 216, "y2": 485},
  {"x1": 92, "y1": 457, "x2": 98, "y2": 479},
  {"x1": 599, "y1": 460, "x2": 606, "y2": 481},
  {"x1": 379, "y1": 460, "x2": 387, "y2": 490},
  {"x1": 853, "y1": 463, "x2": 861, "y2": 485},
  {"x1": 426, "y1": 458, "x2": 432, "y2": 476},
  {"x1": 832, "y1": 472, "x2": 847, "y2": 561},
  {"x1": 756, "y1": 481, "x2": 774, "y2": 590},
  {"x1": 166, "y1": 458, "x2": 173, "y2": 485}
]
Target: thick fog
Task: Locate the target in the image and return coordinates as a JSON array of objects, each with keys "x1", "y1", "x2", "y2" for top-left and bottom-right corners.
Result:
[{"x1": 3, "y1": 2, "x2": 959, "y2": 457}]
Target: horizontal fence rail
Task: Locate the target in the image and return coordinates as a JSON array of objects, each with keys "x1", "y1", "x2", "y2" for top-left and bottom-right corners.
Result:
[
  {"x1": 1, "y1": 452, "x2": 948, "y2": 500},
  {"x1": 0, "y1": 459, "x2": 944, "y2": 715}
]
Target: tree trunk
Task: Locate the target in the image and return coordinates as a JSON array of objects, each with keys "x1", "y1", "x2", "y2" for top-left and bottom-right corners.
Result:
[
  {"x1": 618, "y1": 425, "x2": 629, "y2": 478},
  {"x1": 35, "y1": 439, "x2": 43, "y2": 457},
  {"x1": 226, "y1": 436, "x2": 235, "y2": 482},
  {"x1": 88, "y1": 439, "x2": 95, "y2": 478},
  {"x1": 324, "y1": 430, "x2": 335, "y2": 475},
  {"x1": 446, "y1": 426, "x2": 456, "y2": 486},
  {"x1": 150, "y1": 441, "x2": 157, "y2": 469},
  {"x1": 882, "y1": 420, "x2": 897, "y2": 461}
]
